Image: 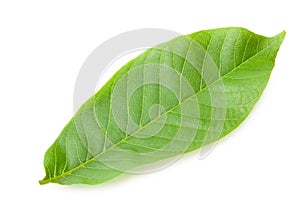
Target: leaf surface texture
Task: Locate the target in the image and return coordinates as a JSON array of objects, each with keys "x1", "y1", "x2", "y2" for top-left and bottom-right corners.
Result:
[{"x1": 40, "y1": 27, "x2": 285, "y2": 185}]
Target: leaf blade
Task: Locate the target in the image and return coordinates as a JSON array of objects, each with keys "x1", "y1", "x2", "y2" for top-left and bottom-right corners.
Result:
[{"x1": 40, "y1": 27, "x2": 285, "y2": 185}]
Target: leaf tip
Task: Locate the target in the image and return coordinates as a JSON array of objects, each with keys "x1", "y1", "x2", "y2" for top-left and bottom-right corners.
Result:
[
  {"x1": 274, "y1": 30, "x2": 286, "y2": 44},
  {"x1": 279, "y1": 30, "x2": 286, "y2": 38}
]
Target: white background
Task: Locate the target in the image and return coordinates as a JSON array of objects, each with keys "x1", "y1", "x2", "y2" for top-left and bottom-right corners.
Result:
[{"x1": 0, "y1": 0, "x2": 299, "y2": 199}]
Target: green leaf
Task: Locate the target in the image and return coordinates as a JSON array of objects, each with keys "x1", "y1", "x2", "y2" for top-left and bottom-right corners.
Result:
[{"x1": 39, "y1": 27, "x2": 285, "y2": 185}]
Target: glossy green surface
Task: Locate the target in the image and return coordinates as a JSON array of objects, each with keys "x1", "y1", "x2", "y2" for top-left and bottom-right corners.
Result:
[{"x1": 40, "y1": 27, "x2": 285, "y2": 185}]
